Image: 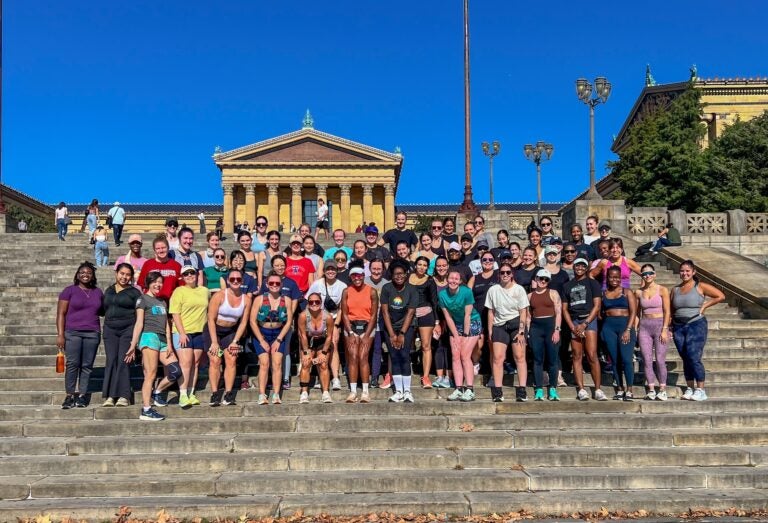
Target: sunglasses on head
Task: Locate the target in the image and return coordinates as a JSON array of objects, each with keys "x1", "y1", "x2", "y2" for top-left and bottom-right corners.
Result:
[
  {"x1": 228, "y1": 277, "x2": 242, "y2": 283},
  {"x1": 641, "y1": 271, "x2": 656, "y2": 277},
  {"x1": 308, "y1": 300, "x2": 321, "y2": 305},
  {"x1": 499, "y1": 270, "x2": 512, "y2": 275}
]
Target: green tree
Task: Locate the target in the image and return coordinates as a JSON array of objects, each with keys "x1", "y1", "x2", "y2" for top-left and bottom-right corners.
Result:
[
  {"x1": 411, "y1": 214, "x2": 444, "y2": 235},
  {"x1": 610, "y1": 86, "x2": 708, "y2": 211},
  {"x1": 702, "y1": 111, "x2": 768, "y2": 212},
  {"x1": 6, "y1": 205, "x2": 56, "y2": 233}
]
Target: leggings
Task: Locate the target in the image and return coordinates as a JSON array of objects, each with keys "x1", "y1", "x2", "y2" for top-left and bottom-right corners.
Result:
[
  {"x1": 384, "y1": 328, "x2": 414, "y2": 376},
  {"x1": 102, "y1": 319, "x2": 134, "y2": 399},
  {"x1": 434, "y1": 332, "x2": 452, "y2": 373},
  {"x1": 601, "y1": 316, "x2": 636, "y2": 389},
  {"x1": 638, "y1": 317, "x2": 668, "y2": 387},
  {"x1": 529, "y1": 316, "x2": 559, "y2": 388},
  {"x1": 370, "y1": 330, "x2": 384, "y2": 378},
  {"x1": 673, "y1": 316, "x2": 708, "y2": 382}
]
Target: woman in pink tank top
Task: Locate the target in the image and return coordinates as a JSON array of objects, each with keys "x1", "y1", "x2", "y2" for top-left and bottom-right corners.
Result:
[
  {"x1": 634, "y1": 263, "x2": 671, "y2": 400},
  {"x1": 591, "y1": 238, "x2": 641, "y2": 289}
]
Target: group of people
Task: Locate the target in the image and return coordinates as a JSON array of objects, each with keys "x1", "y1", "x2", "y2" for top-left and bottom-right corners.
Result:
[{"x1": 55, "y1": 211, "x2": 724, "y2": 421}]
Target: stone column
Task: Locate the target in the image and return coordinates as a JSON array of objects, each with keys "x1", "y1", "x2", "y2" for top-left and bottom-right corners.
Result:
[
  {"x1": 316, "y1": 183, "x2": 328, "y2": 202},
  {"x1": 668, "y1": 209, "x2": 688, "y2": 234},
  {"x1": 339, "y1": 184, "x2": 352, "y2": 233},
  {"x1": 290, "y1": 184, "x2": 303, "y2": 231},
  {"x1": 362, "y1": 184, "x2": 374, "y2": 225},
  {"x1": 384, "y1": 184, "x2": 396, "y2": 232},
  {"x1": 267, "y1": 184, "x2": 280, "y2": 229},
  {"x1": 223, "y1": 184, "x2": 235, "y2": 235},
  {"x1": 244, "y1": 183, "x2": 256, "y2": 227}
]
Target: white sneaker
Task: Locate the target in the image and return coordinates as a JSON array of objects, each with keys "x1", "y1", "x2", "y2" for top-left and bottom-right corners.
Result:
[
  {"x1": 577, "y1": 388, "x2": 589, "y2": 401},
  {"x1": 656, "y1": 390, "x2": 668, "y2": 401},
  {"x1": 313, "y1": 380, "x2": 321, "y2": 389},
  {"x1": 691, "y1": 388, "x2": 708, "y2": 401},
  {"x1": 645, "y1": 390, "x2": 657, "y2": 401},
  {"x1": 299, "y1": 391, "x2": 309, "y2": 404},
  {"x1": 447, "y1": 389, "x2": 463, "y2": 401},
  {"x1": 682, "y1": 387, "x2": 694, "y2": 400},
  {"x1": 460, "y1": 388, "x2": 476, "y2": 402},
  {"x1": 403, "y1": 391, "x2": 414, "y2": 403},
  {"x1": 331, "y1": 378, "x2": 342, "y2": 391},
  {"x1": 321, "y1": 391, "x2": 333, "y2": 403},
  {"x1": 594, "y1": 389, "x2": 608, "y2": 401},
  {"x1": 389, "y1": 391, "x2": 404, "y2": 403},
  {"x1": 473, "y1": 363, "x2": 480, "y2": 376}
]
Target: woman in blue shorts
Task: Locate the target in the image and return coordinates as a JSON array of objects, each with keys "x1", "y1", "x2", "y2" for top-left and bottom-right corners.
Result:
[
  {"x1": 250, "y1": 270, "x2": 294, "y2": 405},
  {"x1": 127, "y1": 271, "x2": 182, "y2": 421}
]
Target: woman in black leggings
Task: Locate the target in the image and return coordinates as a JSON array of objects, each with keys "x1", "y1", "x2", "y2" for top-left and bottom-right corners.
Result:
[{"x1": 527, "y1": 269, "x2": 562, "y2": 401}]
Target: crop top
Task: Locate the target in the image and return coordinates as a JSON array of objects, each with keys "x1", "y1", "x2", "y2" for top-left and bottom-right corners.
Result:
[
  {"x1": 602, "y1": 290, "x2": 629, "y2": 311},
  {"x1": 256, "y1": 295, "x2": 288, "y2": 324},
  {"x1": 306, "y1": 310, "x2": 329, "y2": 337},
  {"x1": 639, "y1": 286, "x2": 663, "y2": 315},
  {"x1": 529, "y1": 289, "x2": 556, "y2": 318},
  {"x1": 216, "y1": 289, "x2": 245, "y2": 323}
]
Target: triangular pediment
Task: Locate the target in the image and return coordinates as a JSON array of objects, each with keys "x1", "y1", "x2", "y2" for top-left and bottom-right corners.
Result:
[{"x1": 215, "y1": 128, "x2": 402, "y2": 164}]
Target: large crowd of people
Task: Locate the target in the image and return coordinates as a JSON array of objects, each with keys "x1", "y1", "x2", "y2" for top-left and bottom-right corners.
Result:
[{"x1": 55, "y1": 210, "x2": 725, "y2": 421}]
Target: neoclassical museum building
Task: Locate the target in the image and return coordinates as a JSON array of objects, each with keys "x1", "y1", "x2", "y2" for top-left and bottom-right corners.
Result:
[{"x1": 213, "y1": 112, "x2": 403, "y2": 234}]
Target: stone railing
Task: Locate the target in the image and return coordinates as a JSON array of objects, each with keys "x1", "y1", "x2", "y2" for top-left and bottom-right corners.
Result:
[{"x1": 627, "y1": 207, "x2": 768, "y2": 235}]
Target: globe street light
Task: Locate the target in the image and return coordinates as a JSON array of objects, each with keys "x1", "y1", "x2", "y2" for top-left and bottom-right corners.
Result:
[
  {"x1": 523, "y1": 141, "x2": 554, "y2": 224},
  {"x1": 481, "y1": 141, "x2": 500, "y2": 210},
  {"x1": 575, "y1": 76, "x2": 611, "y2": 200}
]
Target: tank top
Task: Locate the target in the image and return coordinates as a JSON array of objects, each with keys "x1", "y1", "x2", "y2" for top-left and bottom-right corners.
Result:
[
  {"x1": 261, "y1": 250, "x2": 274, "y2": 279},
  {"x1": 529, "y1": 289, "x2": 556, "y2": 318},
  {"x1": 672, "y1": 284, "x2": 705, "y2": 322},
  {"x1": 306, "y1": 310, "x2": 329, "y2": 337},
  {"x1": 216, "y1": 289, "x2": 245, "y2": 323},
  {"x1": 602, "y1": 289, "x2": 629, "y2": 311},
  {"x1": 603, "y1": 257, "x2": 632, "y2": 289},
  {"x1": 346, "y1": 284, "x2": 373, "y2": 322},
  {"x1": 244, "y1": 255, "x2": 258, "y2": 275},
  {"x1": 256, "y1": 295, "x2": 288, "y2": 324},
  {"x1": 640, "y1": 286, "x2": 663, "y2": 315}
]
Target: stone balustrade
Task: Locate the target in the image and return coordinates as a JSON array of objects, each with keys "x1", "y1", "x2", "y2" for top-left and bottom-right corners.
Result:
[{"x1": 627, "y1": 207, "x2": 768, "y2": 235}]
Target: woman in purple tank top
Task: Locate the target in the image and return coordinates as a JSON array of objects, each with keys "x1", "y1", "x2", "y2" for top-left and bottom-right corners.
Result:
[{"x1": 634, "y1": 264, "x2": 671, "y2": 401}]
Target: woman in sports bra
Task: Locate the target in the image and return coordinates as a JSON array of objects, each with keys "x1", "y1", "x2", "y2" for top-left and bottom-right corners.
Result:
[
  {"x1": 526, "y1": 268, "x2": 562, "y2": 402},
  {"x1": 249, "y1": 270, "x2": 294, "y2": 405},
  {"x1": 670, "y1": 259, "x2": 724, "y2": 401},
  {"x1": 591, "y1": 238, "x2": 641, "y2": 289},
  {"x1": 204, "y1": 268, "x2": 252, "y2": 407},
  {"x1": 341, "y1": 264, "x2": 379, "y2": 403},
  {"x1": 297, "y1": 292, "x2": 335, "y2": 403},
  {"x1": 601, "y1": 266, "x2": 638, "y2": 401},
  {"x1": 635, "y1": 263, "x2": 671, "y2": 400}
]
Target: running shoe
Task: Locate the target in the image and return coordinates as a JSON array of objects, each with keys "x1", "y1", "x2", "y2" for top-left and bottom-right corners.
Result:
[
  {"x1": 345, "y1": 392, "x2": 359, "y2": 403},
  {"x1": 432, "y1": 376, "x2": 445, "y2": 389},
  {"x1": 548, "y1": 387, "x2": 560, "y2": 401},
  {"x1": 322, "y1": 391, "x2": 333, "y2": 403},
  {"x1": 577, "y1": 388, "x2": 590, "y2": 401},
  {"x1": 691, "y1": 388, "x2": 708, "y2": 401},
  {"x1": 447, "y1": 389, "x2": 464, "y2": 402},
  {"x1": 473, "y1": 363, "x2": 480, "y2": 376},
  {"x1": 594, "y1": 389, "x2": 608, "y2": 401},
  {"x1": 403, "y1": 391, "x2": 414, "y2": 403},
  {"x1": 188, "y1": 394, "x2": 201, "y2": 406},
  {"x1": 359, "y1": 391, "x2": 371, "y2": 403},
  {"x1": 515, "y1": 387, "x2": 528, "y2": 402},
  {"x1": 331, "y1": 378, "x2": 342, "y2": 391},
  {"x1": 534, "y1": 388, "x2": 545, "y2": 401},
  {"x1": 656, "y1": 390, "x2": 668, "y2": 401},
  {"x1": 389, "y1": 391, "x2": 404, "y2": 403},
  {"x1": 102, "y1": 398, "x2": 115, "y2": 407},
  {"x1": 682, "y1": 387, "x2": 694, "y2": 400},
  {"x1": 421, "y1": 376, "x2": 432, "y2": 389},
  {"x1": 299, "y1": 391, "x2": 309, "y2": 404},
  {"x1": 313, "y1": 379, "x2": 321, "y2": 389},
  {"x1": 178, "y1": 395, "x2": 191, "y2": 409},
  {"x1": 613, "y1": 391, "x2": 625, "y2": 400},
  {"x1": 623, "y1": 391, "x2": 634, "y2": 402},
  {"x1": 240, "y1": 379, "x2": 252, "y2": 391},
  {"x1": 209, "y1": 390, "x2": 223, "y2": 407},
  {"x1": 645, "y1": 390, "x2": 657, "y2": 401},
  {"x1": 61, "y1": 395, "x2": 75, "y2": 410},
  {"x1": 222, "y1": 391, "x2": 237, "y2": 406},
  {"x1": 151, "y1": 392, "x2": 167, "y2": 407},
  {"x1": 75, "y1": 395, "x2": 88, "y2": 408},
  {"x1": 557, "y1": 374, "x2": 567, "y2": 387},
  {"x1": 282, "y1": 379, "x2": 291, "y2": 390},
  {"x1": 369, "y1": 377, "x2": 379, "y2": 389},
  {"x1": 492, "y1": 395, "x2": 504, "y2": 403},
  {"x1": 258, "y1": 393, "x2": 269, "y2": 405},
  {"x1": 139, "y1": 407, "x2": 165, "y2": 421},
  {"x1": 380, "y1": 374, "x2": 392, "y2": 389},
  {"x1": 270, "y1": 392, "x2": 282, "y2": 405},
  {"x1": 460, "y1": 389, "x2": 476, "y2": 402},
  {"x1": 116, "y1": 397, "x2": 130, "y2": 407},
  {"x1": 503, "y1": 362, "x2": 515, "y2": 375}
]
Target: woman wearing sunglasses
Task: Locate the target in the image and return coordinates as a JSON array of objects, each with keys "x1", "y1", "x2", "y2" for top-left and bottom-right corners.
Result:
[
  {"x1": 220, "y1": 251, "x2": 258, "y2": 296},
  {"x1": 252, "y1": 216, "x2": 269, "y2": 254},
  {"x1": 205, "y1": 268, "x2": 252, "y2": 407},
  {"x1": 297, "y1": 292, "x2": 335, "y2": 403},
  {"x1": 485, "y1": 262, "x2": 530, "y2": 402},
  {"x1": 601, "y1": 265, "x2": 638, "y2": 401},
  {"x1": 635, "y1": 264, "x2": 671, "y2": 400},
  {"x1": 250, "y1": 271, "x2": 294, "y2": 405},
  {"x1": 526, "y1": 269, "x2": 562, "y2": 401},
  {"x1": 431, "y1": 256, "x2": 452, "y2": 389},
  {"x1": 306, "y1": 263, "x2": 347, "y2": 390},
  {"x1": 203, "y1": 248, "x2": 228, "y2": 294},
  {"x1": 468, "y1": 250, "x2": 499, "y2": 382}
]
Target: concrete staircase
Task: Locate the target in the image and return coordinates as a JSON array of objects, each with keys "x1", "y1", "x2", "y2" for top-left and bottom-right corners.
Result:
[{"x1": 0, "y1": 233, "x2": 767, "y2": 519}]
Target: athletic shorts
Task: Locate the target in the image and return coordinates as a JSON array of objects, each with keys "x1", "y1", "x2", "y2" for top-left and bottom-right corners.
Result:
[
  {"x1": 454, "y1": 318, "x2": 482, "y2": 337},
  {"x1": 172, "y1": 332, "x2": 205, "y2": 350},
  {"x1": 139, "y1": 332, "x2": 168, "y2": 352},
  {"x1": 573, "y1": 317, "x2": 598, "y2": 332},
  {"x1": 416, "y1": 311, "x2": 436, "y2": 328},
  {"x1": 317, "y1": 220, "x2": 329, "y2": 230},
  {"x1": 491, "y1": 318, "x2": 521, "y2": 346},
  {"x1": 253, "y1": 326, "x2": 288, "y2": 356}
]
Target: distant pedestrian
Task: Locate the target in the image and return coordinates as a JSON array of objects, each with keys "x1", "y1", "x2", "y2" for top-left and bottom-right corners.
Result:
[
  {"x1": 215, "y1": 217, "x2": 224, "y2": 240},
  {"x1": 93, "y1": 226, "x2": 110, "y2": 267},
  {"x1": 85, "y1": 199, "x2": 100, "y2": 240},
  {"x1": 55, "y1": 202, "x2": 69, "y2": 241},
  {"x1": 198, "y1": 212, "x2": 206, "y2": 234},
  {"x1": 17, "y1": 219, "x2": 28, "y2": 232},
  {"x1": 107, "y1": 202, "x2": 126, "y2": 246},
  {"x1": 315, "y1": 198, "x2": 330, "y2": 240}
]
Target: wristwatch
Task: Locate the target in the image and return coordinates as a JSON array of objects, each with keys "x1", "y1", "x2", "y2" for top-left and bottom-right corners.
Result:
[
  {"x1": 276, "y1": 338, "x2": 283, "y2": 343},
  {"x1": 555, "y1": 326, "x2": 561, "y2": 332}
]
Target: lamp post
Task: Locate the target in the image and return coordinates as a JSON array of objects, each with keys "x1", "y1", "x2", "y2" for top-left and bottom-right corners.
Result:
[
  {"x1": 523, "y1": 141, "x2": 554, "y2": 224},
  {"x1": 481, "y1": 141, "x2": 500, "y2": 210},
  {"x1": 459, "y1": 0, "x2": 477, "y2": 213},
  {"x1": 575, "y1": 76, "x2": 611, "y2": 200}
]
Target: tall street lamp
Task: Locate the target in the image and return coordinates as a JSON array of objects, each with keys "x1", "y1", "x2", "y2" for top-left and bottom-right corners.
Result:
[
  {"x1": 523, "y1": 141, "x2": 554, "y2": 224},
  {"x1": 481, "y1": 141, "x2": 500, "y2": 210},
  {"x1": 575, "y1": 76, "x2": 611, "y2": 200},
  {"x1": 459, "y1": 0, "x2": 477, "y2": 213}
]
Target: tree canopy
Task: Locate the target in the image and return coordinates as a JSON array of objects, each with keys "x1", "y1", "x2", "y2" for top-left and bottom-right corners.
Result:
[{"x1": 610, "y1": 85, "x2": 768, "y2": 212}]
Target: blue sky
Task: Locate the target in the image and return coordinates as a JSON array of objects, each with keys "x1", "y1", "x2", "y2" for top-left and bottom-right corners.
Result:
[{"x1": 3, "y1": 1, "x2": 766, "y2": 206}]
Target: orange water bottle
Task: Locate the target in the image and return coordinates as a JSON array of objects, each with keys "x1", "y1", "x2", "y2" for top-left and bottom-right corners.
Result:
[{"x1": 56, "y1": 350, "x2": 65, "y2": 374}]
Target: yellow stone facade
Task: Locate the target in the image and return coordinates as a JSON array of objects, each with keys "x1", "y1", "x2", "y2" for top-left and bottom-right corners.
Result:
[{"x1": 213, "y1": 123, "x2": 402, "y2": 234}]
